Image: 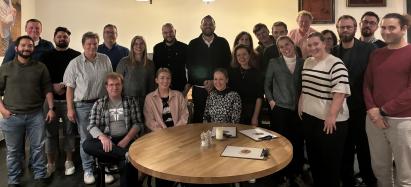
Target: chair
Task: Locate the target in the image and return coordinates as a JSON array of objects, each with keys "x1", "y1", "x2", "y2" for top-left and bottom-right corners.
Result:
[{"x1": 95, "y1": 157, "x2": 119, "y2": 187}]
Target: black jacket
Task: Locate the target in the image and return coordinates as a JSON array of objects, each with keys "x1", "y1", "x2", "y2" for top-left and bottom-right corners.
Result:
[{"x1": 332, "y1": 38, "x2": 376, "y2": 111}]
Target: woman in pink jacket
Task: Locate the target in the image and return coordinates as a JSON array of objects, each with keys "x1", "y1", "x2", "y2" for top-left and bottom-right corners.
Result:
[{"x1": 144, "y1": 68, "x2": 189, "y2": 131}]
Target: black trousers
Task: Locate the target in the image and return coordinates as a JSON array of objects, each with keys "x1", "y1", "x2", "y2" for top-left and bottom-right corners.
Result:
[
  {"x1": 269, "y1": 106, "x2": 304, "y2": 176},
  {"x1": 192, "y1": 86, "x2": 208, "y2": 123},
  {"x1": 302, "y1": 113, "x2": 348, "y2": 187},
  {"x1": 83, "y1": 137, "x2": 140, "y2": 187},
  {"x1": 341, "y1": 110, "x2": 376, "y2": 187}
]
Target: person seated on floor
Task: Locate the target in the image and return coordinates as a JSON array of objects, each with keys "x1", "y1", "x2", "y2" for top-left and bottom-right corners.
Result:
[
  {"x1": 83, "y1": 72, "x2": 143, "y2": 187},
  {"x1": 144, "y1": 67, "x2": 189, "y2": 131},
  {"x1": 203, "y1": 68, "x2": 242, "y2": 124}
]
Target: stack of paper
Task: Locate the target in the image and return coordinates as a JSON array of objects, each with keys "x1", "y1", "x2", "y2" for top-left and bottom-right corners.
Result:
[{"x1": 239, "y1": 128, "x2": 277, "y2": 141}]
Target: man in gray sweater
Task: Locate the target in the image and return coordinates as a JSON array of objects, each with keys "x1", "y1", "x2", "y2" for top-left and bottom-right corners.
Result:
[{"x1": 0, "y1": 35, "x2": 55, "y2": 187}]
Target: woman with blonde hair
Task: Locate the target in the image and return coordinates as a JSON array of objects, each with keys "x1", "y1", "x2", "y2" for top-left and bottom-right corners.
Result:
[
  {"x1": 144, "y1": 68, "x2": 189, "y2": 131},
  {"x1": 117, "y1": 35, "x2": 155, "y2": 108}
]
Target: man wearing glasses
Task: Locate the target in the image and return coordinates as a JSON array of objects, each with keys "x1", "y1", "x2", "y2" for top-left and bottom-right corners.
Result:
[{"x1": 359, "y1": 11, "x2": 387, "y2": 48}]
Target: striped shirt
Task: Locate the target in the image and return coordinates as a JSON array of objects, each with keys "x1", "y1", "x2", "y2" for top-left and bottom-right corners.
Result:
[{"x1": 301, "y1": 55, "x2": 351, "y2": 121}]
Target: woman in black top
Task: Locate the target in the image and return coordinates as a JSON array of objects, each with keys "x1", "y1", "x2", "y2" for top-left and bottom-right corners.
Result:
[{"x1": 229, "y1": 44, "x2": 263, "y2": 125}]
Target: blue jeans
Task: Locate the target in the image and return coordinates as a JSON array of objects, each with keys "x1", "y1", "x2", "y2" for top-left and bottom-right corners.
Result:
[
  {"x1": 75, "y1": 102, "x2": 94, "y2": 173},
  {"x1": 0, "y1": 110, "x2": 47, "y2": 184}
]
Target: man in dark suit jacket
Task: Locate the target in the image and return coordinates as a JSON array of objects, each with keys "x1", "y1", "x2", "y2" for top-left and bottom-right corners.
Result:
[{"x1": 332, "y1": 15, "x2": 377, "y2": 187}]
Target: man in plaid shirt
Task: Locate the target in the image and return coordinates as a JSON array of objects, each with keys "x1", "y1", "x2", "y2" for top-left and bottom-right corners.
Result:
[{"x1": 84, "y1": 72, "x2": 143, "y2": 187}]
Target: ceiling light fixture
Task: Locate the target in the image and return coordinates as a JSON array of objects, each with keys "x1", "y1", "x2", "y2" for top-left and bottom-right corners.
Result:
[
  {"x1": 203, "y1": 0, "x2": 215, "y2": 4},
  {"x1": 136, "y1": 0, "x2": 152, "y2": 4}
]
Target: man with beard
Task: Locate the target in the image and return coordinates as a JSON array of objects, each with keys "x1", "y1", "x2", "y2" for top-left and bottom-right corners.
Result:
[
  {"x1": 0, "y1": 35, "x2": 55, "y2": 187},
  {"x1": 331, "y1": 15, "x2": 377, "y2": 187},
  {"x1": 363, "y1": 13, "x2": 411, "y2": 187},
  {"x1": 97, "y1": 24, "x2": 129, "y2": 70},
  {"x1": 360, "y1": 11, "x2": 387, "y2": 48},
  {"x1": 186, "y1": 15, "x2": 231, "y2": 122},
  {"x1": 2, "y1": 19, "x2": 53, "y2": 64},
  {"x1": 40, "y1": 27, "x2": 81, "y2": 177},
  {"x1": 153, "y1": 23, "x2": 188, "y2": 92}
]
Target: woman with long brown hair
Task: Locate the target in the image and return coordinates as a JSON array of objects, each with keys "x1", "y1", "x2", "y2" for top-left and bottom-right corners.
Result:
[{"x1": 116, "y1": 35, "x2": 155, "y2": 108}]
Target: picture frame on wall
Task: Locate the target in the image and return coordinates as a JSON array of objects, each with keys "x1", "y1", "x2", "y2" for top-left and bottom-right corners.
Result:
[
  {"x1": 298, "y1": 0, "x2": 335, "y2": 24},
  {"x1": 0, "y1": 0, "x2": 21, "y2": 57},
  {"x1": 347, "y1": 0, "x2": 386, "y2": 7}
]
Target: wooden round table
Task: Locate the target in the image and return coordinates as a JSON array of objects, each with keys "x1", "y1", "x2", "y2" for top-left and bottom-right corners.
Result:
[{"x1": 129, "y1": 123, "x2": 293, "y2": 184}]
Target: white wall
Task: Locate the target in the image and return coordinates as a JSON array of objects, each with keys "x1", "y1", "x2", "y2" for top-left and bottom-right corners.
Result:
[
  {"x1": 0, "y1": 0, "x2": 406, "y2": 142},
  {"x1": 19, "y1": 0, "x2": 405, "y2": 53}
]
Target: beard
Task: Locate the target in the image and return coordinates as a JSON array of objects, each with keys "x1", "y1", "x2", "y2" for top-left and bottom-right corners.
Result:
[
  {"x1": 164, "y1": 37, "x2": 176, "y2": 45},
  {"x1": 361, "y1": 27, "x2": 373, "y2": 37},
  {"x1": 17, "y1": 50, "x2": 32, "y2": 59},
  {"x1": 56, "y1": 41, "x2": 69, "y2": 49},
  {"x1": 339, "y1": 32, "x2": 355, "y2": 43},
  {"x1": 202, "y1": 28, "x2": 214, "y2": 37}
]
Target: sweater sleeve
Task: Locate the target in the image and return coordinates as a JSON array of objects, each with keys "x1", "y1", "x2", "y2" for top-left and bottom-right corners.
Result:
[
  {"x1": 40, "y1": 64, "x2": 53, "y2": 96},
  {"x1": 203, "y1": 95, "x2": 212, "y2": 123},
  {"x1": 363, "y1": 57, "x2": 377, "y2": 110},
  {"x1": 231, "y1": 92, "x2": 242, "y2": 124}
]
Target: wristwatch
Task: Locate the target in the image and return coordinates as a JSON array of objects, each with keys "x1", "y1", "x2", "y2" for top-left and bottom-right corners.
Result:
[
  {"x1": 379, "y1": 108, "x2": 387, "y2": 116},
  {"x1": 49, "y1": 106, "x2": 56, "y2": 111}
]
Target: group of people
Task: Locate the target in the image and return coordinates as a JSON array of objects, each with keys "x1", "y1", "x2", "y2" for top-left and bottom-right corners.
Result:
[{"x1": 0, "y1": 9, "x2": 409, "y2": 187}]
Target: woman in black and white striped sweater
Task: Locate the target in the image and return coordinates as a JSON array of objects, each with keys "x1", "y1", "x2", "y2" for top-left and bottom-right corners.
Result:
[{"x1": 298, "y1": 32, "x2": 351, "y2": 187}]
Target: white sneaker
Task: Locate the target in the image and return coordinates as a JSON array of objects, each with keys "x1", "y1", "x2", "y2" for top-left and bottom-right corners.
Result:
[
  {"x1": 84, "y1": 172, "x2": 95, "y2": 185},
  {"x1": 105, "y1": 174, "x2": 114, "y2": 184},
  {"x1": 46, "y1": 163, "x2": 55, "y2": 176},
  {"x1": 64, "y1": 161, "x2": 75, "y2": 176}
]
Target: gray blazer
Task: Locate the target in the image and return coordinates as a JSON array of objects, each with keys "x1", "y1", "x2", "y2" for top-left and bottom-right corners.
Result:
[{"x1": 264, "y1": 56, "x2": 304, "y2": 110}]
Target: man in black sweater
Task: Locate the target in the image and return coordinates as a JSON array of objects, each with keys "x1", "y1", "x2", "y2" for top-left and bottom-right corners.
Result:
[
  {"x1": 186, "y1": 15, "x2": 231, "y2": 123},
  {"x1": 153, "y1": 23, "x2": 188, "y2": 92}
]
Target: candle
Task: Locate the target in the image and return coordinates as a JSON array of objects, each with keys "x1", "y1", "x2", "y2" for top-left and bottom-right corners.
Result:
[{"x1": 216, "y1": 127, "x2": 224, "y2": 140}]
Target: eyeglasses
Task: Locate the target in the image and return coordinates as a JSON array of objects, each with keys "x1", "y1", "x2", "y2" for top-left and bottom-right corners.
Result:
[{"x1": 361, "y1": 20, "x2": 378, "y2": 26}]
